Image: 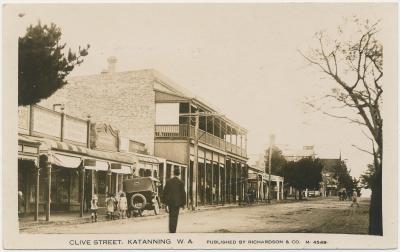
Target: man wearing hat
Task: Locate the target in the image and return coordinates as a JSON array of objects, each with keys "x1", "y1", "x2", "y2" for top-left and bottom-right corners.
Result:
[{"x1": 162, "y1": 167, "x2": 186, "y2": 233}]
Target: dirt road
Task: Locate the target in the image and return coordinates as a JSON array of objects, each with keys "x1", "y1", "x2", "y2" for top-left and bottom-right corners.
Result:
[{"x1": 22, "y1": 197, "x2": 369, "y2": 234}]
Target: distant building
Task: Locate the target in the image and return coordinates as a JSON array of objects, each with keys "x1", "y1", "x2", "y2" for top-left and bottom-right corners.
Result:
[
  {"x1": 319, "y1": 158, "x2": 341, "y2": 197},
  {"x1": 281, "y1": 145, "x2": 316, "y2": 162}
]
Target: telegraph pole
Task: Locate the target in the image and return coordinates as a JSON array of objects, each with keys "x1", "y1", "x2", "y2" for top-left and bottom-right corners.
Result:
[{"x1": 192, "y1": 112, "x2": 199, "y2": 210}]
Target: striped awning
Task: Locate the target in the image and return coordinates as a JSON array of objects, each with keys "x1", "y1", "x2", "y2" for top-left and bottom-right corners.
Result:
[
  {"x1": 39, "y1": 137, "x2": 88, "y2": 154},
  {"x1": 24, "y1": 136, "x2": 136, "y2": 165}
]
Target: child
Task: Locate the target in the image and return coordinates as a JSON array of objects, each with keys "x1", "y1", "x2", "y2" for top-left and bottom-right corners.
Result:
[
  {"x1": 119, "y1": 192, "x2": 128, "y2": 219},
  {"x1": 113, "y1": 194, "x2": 120, "y2": 220},
  {"x1": 90, "y1": 194, "x2": 98, "y2": 222},
  {"x1": 105, "y1": 193, "x2": 115, "y2": 220}
]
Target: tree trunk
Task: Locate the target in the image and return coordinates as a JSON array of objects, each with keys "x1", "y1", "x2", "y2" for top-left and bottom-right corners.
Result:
[
  {"x1": 369, "y1": 165, "x2": 382, "y2": 235},
  {"x1": 294, "y1": 188, "x2": 297, "y2": 200},
  {"x1": 298, "y1": 189, "x2": 303, "y2": 200}
]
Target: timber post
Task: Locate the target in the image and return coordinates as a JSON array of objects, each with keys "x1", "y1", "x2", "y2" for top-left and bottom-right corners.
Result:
[{"x1": 45, "y1": 160, "x2": 51, "y2": 221}]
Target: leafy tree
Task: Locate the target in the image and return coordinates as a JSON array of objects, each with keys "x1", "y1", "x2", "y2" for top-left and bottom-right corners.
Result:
[
  {"x1": 300, "y1": 17, "x2": 383, "y2": 235},
  {"x1": 283, "y1": 157, "x2": 323, "y2": 200},
  {"x1": 265, "y1": 146, "x2": 287, "y2": 176},
  {"x1": 360, "y1": 164, "x2": 377, "y2": 190},
  {"x1": 334, "y1": 160, "x2": 354, "y2": 192},
  {"x1": 19, "y1": 22, "x2": 90, "y2": 106}
]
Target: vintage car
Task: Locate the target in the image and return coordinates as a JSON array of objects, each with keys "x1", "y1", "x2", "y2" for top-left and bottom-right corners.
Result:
[{"x1": 123, "y1": 177, "x2": 161, "y2": 217}]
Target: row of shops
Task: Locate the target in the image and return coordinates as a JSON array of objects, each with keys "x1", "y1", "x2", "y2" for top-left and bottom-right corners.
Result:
[
  {"x1": 18, "y1": 133, "x2": 191, "y2": 221},
  {"x1": 247, "y1": 166, "x2": 285, "y2": 201},
  {"x1": 17, "y1": 105, "x2": 186, "y2": 221}
]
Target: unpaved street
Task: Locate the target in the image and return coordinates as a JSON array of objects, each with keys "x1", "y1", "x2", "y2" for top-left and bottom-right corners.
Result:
[{"x1": 22, "y1": 197, "x2": 369, "y2": 234}]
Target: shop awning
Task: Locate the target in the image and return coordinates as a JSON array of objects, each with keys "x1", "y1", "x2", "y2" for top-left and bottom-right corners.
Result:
[
  {"x1": 39, "y1": 137, "x2": 89, "y2": 155},
  {"x1": 248, "y1": 173, "x2": 258, "y2": 180},
  {"x1": 18, "y1": 134, "x2": 41, "y2": 162},
  {"x1": 119, "y1": 152, "x2": 160, "y2": 164},
  {"x1": 84, "y1": 160, "x2": 109, "y2": 171},
  {"x1": 52, "y1": 153, "x2": 82, "y2": 168},
  {"x1": 86, "y1": 149, "x2": 136, "y2": 165},
  {"x1": 18, "y1": 134, "x2": 42, "y2": 146},
  {"x1": 26, "y1": 136, "x2": 137, "y2": 165},
  {"x1": 111, "y1": 165, "x2": 132, "y2": 174}
]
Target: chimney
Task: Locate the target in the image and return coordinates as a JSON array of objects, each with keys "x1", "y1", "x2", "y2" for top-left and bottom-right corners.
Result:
[{"x1": 102, "y1": 56, "x2": 117, "y2": 74}]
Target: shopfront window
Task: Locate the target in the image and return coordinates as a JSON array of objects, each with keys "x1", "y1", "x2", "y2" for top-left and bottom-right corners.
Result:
[{"x1": 50, "y1": 166, "x2": 79, "y2": 211}]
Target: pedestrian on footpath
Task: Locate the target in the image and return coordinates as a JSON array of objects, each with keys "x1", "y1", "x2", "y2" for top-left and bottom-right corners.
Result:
[
  {"x1": 119, "y1": 192, "x2": 128, "y2": 219},
  {"x1": 90, "y1": 194, "x2": 98, "y2": 222},
  {"x1": 18, "y1": 191, "x2": 24, "y2": 218},
  {"x1": 105, "y1": 193, "x2": 115, "y2": 220},
  {"x1": 162, "y1": 167, "x2": 186, "y2": 233}
]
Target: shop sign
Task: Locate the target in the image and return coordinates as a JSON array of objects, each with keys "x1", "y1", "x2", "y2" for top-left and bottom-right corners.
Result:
[
  {"x1": 111, "y1": 163, "x2": 121, "y2": 170},
  {"x1": 84, "y1": 159, "x2": 96, "y2": 167},
  {"x1": 64, "y1": 117, "x2": 87, "y2": 144},
  {"x1": 129, "y1": 140, "x2": 147, "y2": 154},
  {"x1": 32, "y1": 107, "x2": 61, "y2": 138},
  {"x1": 213, "y1": 153, "x2": 219, "y2": 162},
  {"x1": 18, "y1": 106, "x2": 30, "y2": 132},
  {"x1": 23, "y1": 145, "x2": 39, "y2": 154},
  {"x1": 119, "y1": 136, "x2": 129, "y2": 152},
  {"x1": 90, "y1": 123, "x2": 119, "y2": 151}
]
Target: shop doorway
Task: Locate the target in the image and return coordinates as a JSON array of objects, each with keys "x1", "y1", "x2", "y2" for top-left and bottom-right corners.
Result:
[
  {"x1": 50, "y1": 166, "x2": 80, "y2": 212},
  {"x1": 18, "y1": 159, "x2": 38, "y2": 216},
  {"x1": 84, "y1": 170, "x2": 93, "y2": 212}
]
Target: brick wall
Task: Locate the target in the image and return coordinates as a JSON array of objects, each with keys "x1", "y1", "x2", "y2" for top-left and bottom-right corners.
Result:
[{"x1": 39, "y1": 69, "x2": 156, "y2": 154}]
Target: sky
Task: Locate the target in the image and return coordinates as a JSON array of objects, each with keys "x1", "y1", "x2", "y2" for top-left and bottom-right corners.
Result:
[{"x1": 9, "y1": 3, "x2": 393, "y2": 180}]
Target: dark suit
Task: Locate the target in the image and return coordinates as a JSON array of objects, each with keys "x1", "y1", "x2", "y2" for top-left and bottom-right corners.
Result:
[{"x1": 162, "y1": 176, "x2": 186, "y2": 233}]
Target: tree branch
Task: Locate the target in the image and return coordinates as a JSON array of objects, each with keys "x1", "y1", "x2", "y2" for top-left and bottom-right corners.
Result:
[{"x1": 351, "y1": 144, "x2": 373, "y2": 155}]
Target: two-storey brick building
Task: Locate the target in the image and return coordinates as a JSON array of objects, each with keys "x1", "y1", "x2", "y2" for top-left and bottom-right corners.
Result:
[{"x1": 39, "y1": 62, "x2": 248, "y2": 207}]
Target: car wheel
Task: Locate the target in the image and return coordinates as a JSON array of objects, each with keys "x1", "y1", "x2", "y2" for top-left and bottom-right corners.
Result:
[
  {"x1": 130, "y1": 193, "x2": 147, "y2": 210},
  {"x1": 154, "y1": 200, "x2": 160, "y2": 215}
]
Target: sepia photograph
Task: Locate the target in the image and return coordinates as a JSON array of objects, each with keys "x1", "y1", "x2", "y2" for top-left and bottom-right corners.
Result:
[{"x1": 3, "y1": 2, "x2": 398, "y2": 250}]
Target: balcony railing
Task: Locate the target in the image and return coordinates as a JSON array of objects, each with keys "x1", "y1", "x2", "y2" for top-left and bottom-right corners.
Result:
[
  {"x1": 155, "y1": 124, "x2": 247, "y2": 158},
  {"x1": 155, "y1": 124, "x2": 190, "y2": 137}
]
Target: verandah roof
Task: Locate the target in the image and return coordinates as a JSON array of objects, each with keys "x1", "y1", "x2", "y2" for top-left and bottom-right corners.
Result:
[{"x1": 19, "y1": 134, "x2": 137, "y2": 165}]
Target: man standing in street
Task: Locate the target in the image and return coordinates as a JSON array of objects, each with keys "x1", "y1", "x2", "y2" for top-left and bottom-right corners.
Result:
[{"x1": 162, "y1": 167, "x2": 186, "y2": 233}]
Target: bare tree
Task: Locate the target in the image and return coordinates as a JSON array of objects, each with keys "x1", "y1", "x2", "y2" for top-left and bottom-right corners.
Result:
[{"x1": 299, "y1": 17, "x2": 383, "y2": 235}]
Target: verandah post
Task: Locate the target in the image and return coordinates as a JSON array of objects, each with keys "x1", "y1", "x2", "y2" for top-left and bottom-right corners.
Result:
[
  {"x1": 45, "y1": 161, "x2": 51, "y2": 221},
  {"x1": 79, "y1": 162, "x2": 85, "y2": 217},
  {"x1": 35, "y1": 164, "x2": 40, "y2": 222}
]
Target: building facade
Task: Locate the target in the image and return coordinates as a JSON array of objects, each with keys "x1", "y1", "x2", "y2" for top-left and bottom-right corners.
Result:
[
  {"x1": 18, "y1": 104, "x2": 164, "y2": 221},
  {"x1": 320, "y1": 158, "x2": 341, "y2": 197},
  {"x1": 39, "y1": 66, "x2": 249, "y2": 207}
]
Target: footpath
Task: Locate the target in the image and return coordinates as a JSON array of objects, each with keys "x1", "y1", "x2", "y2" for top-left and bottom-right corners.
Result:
[{"x1": 19, "y1": 199, "x2": 295, "y2": 231}]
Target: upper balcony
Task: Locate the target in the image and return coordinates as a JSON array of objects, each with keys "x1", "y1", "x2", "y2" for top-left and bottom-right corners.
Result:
[{"x1": 155, "y1": 124, "x2": 247, "y2": 158}]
